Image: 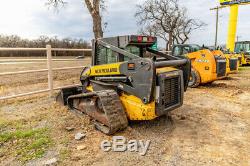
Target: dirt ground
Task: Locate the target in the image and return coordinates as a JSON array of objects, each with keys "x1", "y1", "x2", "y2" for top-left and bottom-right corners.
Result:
[{"x1": 0, "y1": 58, "x2": 249, "y2": 166}]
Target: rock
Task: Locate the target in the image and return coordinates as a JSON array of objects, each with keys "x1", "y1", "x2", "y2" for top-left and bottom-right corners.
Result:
[
  {"x1": 71, "y1": 155, "x2": 81, "y2": 161},
  {"x1": 0, "y1": 153, "x2": 4, "y2": 158},
  {"x1": 180, "y1": 116, "x2": 186, "y2": 120},
  {"x1": 65, "y1": 127, "x2": 75, "y2": 131},
  {"x1": 44, "y1": 158, "x2": 58, "y2": 166},
  {"x1": 231, "y1": 89, "x2": 244, "y2": 96},
  {"x1": 77, "y1": 145, "x2": 87, "y2": 150},
  {"x1": 75, "y1": 133, "x2": 86, "y2": 140}
]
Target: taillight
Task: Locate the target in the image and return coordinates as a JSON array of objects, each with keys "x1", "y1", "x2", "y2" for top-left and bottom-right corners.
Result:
[
  {"x1": 148, "y1": 37, "x2": 154, "y2": 42},
  {"x1": 137, "y1": 36, "x2": 143, "y2": 42}
]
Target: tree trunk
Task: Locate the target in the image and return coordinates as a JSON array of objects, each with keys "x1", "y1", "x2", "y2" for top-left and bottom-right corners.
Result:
[
  {"x1": 166, "y1": 42, "x2": 169, "y2": 51},
  {"x1": 84, "y1": 0, "x2": 103, "y2": 39},
  {"x1": 92, "y1": 13, "x2": 103, "y2": 39},
  {"x1": 168, "y1": 32, "x2": 173, "y2": 51},
  {"x1": 165, "y1": 41, "x2": 169, "y2": 51}
]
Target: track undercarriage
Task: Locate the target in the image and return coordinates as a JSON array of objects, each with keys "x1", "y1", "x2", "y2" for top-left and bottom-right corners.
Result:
[{"x1": 57, "y1": 88, "x2": 128, "y2": 135}]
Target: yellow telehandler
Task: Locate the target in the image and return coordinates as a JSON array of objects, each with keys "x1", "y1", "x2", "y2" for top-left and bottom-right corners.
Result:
[{"x1": 172, "y1": 44, "x2": 227, "y2": 87}]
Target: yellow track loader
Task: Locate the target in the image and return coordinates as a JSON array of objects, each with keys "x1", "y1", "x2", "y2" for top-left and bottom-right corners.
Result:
[
  {"x1": 172, "y1": 44, "x2": 227, "y2": 88},
  {"x1": 235, "y1": 41, "x2": 250, "y2": 66},
  {"x1": 57, "y1": 35, "x2": 191, "y2": 135}
]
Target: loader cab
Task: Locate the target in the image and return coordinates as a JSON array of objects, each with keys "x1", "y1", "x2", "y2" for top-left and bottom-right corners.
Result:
[
  {"x1": 93, "y1": 35, "x2": 157, "y2": 65},
  {"x1": 173, "y1": 44, "x2": 201, "y2": 57},
  {"x1": 235, "y1": 41, "x2": 250, "y2": 65},
  {"x1": 235, "y1": 41, "x2": 250, "y2": 55}
]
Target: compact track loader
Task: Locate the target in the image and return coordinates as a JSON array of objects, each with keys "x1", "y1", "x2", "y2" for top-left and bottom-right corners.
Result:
[
  {"x1": 57, "y1": 35, "x2": 191, "y2": 135},
  {"x1": 172, "y1": 44, "x2": 227, "y2": 88}
]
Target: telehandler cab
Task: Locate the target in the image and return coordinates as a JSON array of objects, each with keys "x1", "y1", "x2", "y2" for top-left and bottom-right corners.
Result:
[
  {"x1": 57, "y1": 35, "x2": 191, "y2": 135},
  {"x1": 172, "y1": 44, "x2": 227, "y2": 88}
]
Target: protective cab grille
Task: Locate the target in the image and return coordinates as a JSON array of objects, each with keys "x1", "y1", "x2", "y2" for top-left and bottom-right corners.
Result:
[
  {"x1": 229, "y1": 59, "x2": 238, "y2": 71},
  {"x1": 156, "y1": 71, "x2": 183, "y2": 116}
]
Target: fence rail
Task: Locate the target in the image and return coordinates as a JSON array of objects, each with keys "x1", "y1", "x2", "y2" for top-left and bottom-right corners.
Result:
[
  {"x1": 0, "y1": 45, "x2": 91, "y2": 100},
  {"x1": 0, "y1": 47, "x2": 91, "y2": 51}
]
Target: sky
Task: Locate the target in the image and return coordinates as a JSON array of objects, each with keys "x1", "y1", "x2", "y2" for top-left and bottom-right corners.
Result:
[{"x1": 0, "y1": 0, "x2": 249, "y2": 47}]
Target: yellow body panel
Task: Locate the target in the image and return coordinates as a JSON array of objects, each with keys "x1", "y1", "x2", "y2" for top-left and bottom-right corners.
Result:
[
  {"x1": 120, "y1": 94, "x2": 157, "y2": 120},
  {"x1": 86, "y1": 66, "x2": 178, "y2": 121},
  {"x1": 121, "y1": 66, "x2": 177, "y2": 120},
  {"x1": 225, "y1": 54, "x2": 239, "y2": 73},
  {"x1": 227, "y1": 5, "x2": 239, "y2": 52},
  {"x1": 240, "y1": 53, "x2": 250, "y2": 65},
  {"x1": 186, "y1": 49, "x2": 218, "y2": 84},
  {"x1": 86, "y1": 86, "x2": 93, "y2": 92}
]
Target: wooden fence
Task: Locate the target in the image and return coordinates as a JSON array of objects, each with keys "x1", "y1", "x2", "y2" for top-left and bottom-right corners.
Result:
[{"x1": 0, "y1": 45, "x2": 91, "y2": 100}]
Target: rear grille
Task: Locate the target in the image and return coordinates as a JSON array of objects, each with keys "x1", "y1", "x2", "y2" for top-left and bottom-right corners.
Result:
[
  {"x1": 229, "y1": 59, "x2": 238, "y2": 71},
  {"x1": 163, "y1": 77, "x2": 181, "y2": 109},
  {"x1": 215, "y1": 57, "x2": 226, "y2": 77},
  {"x1": 217, "y1": 61, "x2": 226, "y2": 77},
  {"x1": 156, "y1": 71, "x2": 183, "y2": 116}
]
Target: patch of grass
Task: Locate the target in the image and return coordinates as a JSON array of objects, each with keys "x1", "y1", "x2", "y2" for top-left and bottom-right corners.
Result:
[
  {"x1": 0, "y1": 119, "x2": 8, "y2": 129},
  {"x1": 59, "y1": 148, "x2": 70, "y2": 161},
  {"x1": 0, "y1": 118, "x2": 25, "y2": 130},
  {"x1": 0, "y1": 127, "x2": 52, "y2": 162}
]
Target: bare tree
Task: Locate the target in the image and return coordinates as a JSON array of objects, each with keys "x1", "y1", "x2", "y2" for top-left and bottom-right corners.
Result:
[
  {"x1": 0, "y1": 35, "x2": 91, "y2": 57},
  {"x1": 135, "y1": 0, "x2": 205, "y2": 51},
  {"x1": 47, "y1": 0, "x2": 104, "y2": 39},
  {"x1": 173, "y1": 8, "x2": 206, "y2": 45}
]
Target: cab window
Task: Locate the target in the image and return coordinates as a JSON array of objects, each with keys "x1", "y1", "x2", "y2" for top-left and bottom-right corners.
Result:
[
  {"x1": 245, "y1": 43, "x2": 250, "y2": 53},
  {"x1": 125, "y1": 46, "x2": 140, "y2": 58},
  {"x1": 191, "y1": 45, "x2": 201, "y2": 52},
  {"x1": 173, "y1": 46, "x2": 182, "y2": 56},
  {"x1": 183, "y1": 46, "x2": 191, "y2": 54},
  {"x1": 235, "y1": 43, "x2": 242, "y2": 53},
  {"x1": 96, "y1": 45, "x2": 118, "y2": 65}
]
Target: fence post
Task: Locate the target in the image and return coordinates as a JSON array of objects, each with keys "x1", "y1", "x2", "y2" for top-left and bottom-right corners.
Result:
[{"x1": 46, "y1": 45, "x2": 53, "y2": 97}]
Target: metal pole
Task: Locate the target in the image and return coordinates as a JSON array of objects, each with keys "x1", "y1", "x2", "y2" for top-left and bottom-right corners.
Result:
[
  {"x1": 46, "y1": 45, "x2": 53, "y2": 97},
  {"x1": 215, "y1": 7, "x2": 219, "y2": 48}
]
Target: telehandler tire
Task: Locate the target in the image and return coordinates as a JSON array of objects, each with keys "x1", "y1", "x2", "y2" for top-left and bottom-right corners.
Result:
[{"x1": 188, "y1": 68, "x2": 201, "y2": 88}]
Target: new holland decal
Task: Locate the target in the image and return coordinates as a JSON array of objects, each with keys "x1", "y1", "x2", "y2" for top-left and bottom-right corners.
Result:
[{"x1": 95, "y1": 68, "x2": 118, "y2": 74}]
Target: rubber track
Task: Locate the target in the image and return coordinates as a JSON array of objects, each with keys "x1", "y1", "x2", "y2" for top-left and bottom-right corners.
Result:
[
  {"x1": 94, "y1": 90, "x2": 128, "y2": 135},
  {"x1": 67, "y1": 90, "x2": 128, "y2": 135}
]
